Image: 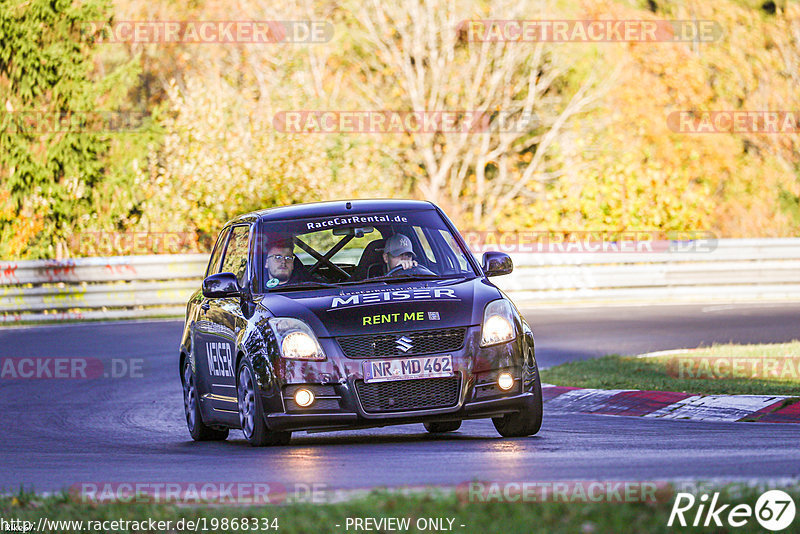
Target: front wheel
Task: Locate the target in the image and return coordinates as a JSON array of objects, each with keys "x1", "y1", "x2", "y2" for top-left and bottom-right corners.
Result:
[
  {"x1": 183, "y1": 359, "x2": 229, "y2": 441},
  {"x1": 492, "y1": 350, "x2": 543, "y2": 437},
  {"x1": 237, "y1": 359, "x2": 291, "y2": 447}
]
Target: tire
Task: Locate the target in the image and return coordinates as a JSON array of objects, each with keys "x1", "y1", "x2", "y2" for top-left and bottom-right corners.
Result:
[
  {"x1": 182, "y1": 358, "x2": 229, "y2": 441},
  {"x1": 492, "y1": 348, "x2": 543, "y2": 438},
  {"x1": 424, "y1": 420, "x2": 462, "y2": 433},
  {"x1": 237, "y1": 359, "x2": 291, "y2": 447}
]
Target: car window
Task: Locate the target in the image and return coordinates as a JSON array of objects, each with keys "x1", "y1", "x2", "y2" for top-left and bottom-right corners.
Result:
[
  {"x1": 440, "y1": 230, "x2": 469, "y2": 271},
  {"x1": 258, "y1": 210, "x2": 476, "y2": 290},
  {"x1": 206, "y1": 227, "x2": 230, "y2": 277},
  {"x1": 295, "y1": 229, "x2": 373, "y2": 266},
  {"x1": 220, "y1": 225, "x2": 250, "y2": 286},
  {"x1": 413, "y1": 226, "x2": 436, "y2": 263}
]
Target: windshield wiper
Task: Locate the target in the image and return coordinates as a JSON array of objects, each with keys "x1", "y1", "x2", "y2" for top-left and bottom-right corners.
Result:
[{"x1": 268, "y1": 281, "x2": 340, "y2": 292}]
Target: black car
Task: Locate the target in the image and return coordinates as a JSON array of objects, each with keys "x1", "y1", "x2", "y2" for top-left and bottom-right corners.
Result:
[{"x1": 179, "y1": 199, "x2": 542, "y2": 446}]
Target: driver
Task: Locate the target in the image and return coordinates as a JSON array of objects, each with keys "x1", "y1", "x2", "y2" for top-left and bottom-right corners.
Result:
[
  {"x1": 265, "y1": 239, "x2": 296, "y2": 286},
  {"x1": 382, "y1": 233, "x2": 419, "y2": 272}
]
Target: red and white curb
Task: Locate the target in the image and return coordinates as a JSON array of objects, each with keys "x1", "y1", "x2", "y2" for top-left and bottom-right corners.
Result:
[{"x1": 542, "y1": 385, "x2": 800, "y2": 423}]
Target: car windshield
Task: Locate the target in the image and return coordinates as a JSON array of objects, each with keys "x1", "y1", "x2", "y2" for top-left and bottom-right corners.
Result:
[{"x1": 256, "y1": 210, "x2": 476, "y2": 292}]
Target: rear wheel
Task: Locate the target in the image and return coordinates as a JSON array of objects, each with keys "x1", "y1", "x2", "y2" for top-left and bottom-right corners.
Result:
[
  {"x1": 183, "y1": 359, "x2": 229, "y2": 441},
  {"x1": 492, "y1": 348, "x2": 543, "y2": 438},
  {"x1": 424, "y1": 420, "x2": 462, "y2": 433},
  {"x1": 237, "y1": 359, "x2": 291, "y2": 447}
]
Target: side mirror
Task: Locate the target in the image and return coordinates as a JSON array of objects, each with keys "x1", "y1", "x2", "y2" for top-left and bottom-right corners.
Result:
[
  {"x1": 482, "y1": 251, "x2": 513, "y2": 277},
  {"x1": 202, "y1": 272, "x2": 241, "y2": 298}
]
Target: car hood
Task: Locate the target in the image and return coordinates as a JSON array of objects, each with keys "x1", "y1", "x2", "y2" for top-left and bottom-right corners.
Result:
[{"x1": 255, "y1": 278, "x2": 502, "y2": 337}]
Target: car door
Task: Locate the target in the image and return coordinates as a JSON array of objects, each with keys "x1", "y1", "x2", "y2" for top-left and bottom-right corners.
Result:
[
  {"x1": 197, "y1": 224, "x2": 252, "y2": 415},
  {"x1": 191, "y1": 226, "x2": 228, "y2": 414}
]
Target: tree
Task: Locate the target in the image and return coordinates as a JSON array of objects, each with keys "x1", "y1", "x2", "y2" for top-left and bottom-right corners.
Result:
[
  {"x1": 0, "y1": 0, "x2": 138, "y2": 258},
  {"x1": 349, "y1": 0, "x2": 614, "y2": 228}
]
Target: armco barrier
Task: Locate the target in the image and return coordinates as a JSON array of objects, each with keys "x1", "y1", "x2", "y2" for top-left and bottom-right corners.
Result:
[
  {"x1": 0, "y1": 239, "x2": 799, "y2": 323},
  {"x1": 0, "y1": 255, "x2": 208, "y2": 323},
  {"x1": 492, "y1": 238, "x2": 800, "y2": 305}
]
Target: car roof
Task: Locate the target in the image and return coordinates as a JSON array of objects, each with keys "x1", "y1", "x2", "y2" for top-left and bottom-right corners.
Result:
[{"x1": 224, "y1": 199, "x2": 438, "y2": 226}]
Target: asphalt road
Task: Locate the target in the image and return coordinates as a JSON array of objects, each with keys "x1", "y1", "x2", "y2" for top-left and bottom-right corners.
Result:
[{"x1": 1, "y1": 303, "x2": 798, "y2": 493}]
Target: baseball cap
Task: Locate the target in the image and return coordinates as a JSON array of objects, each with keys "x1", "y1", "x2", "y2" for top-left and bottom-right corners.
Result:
[{"x1": 384, "y1": 233, "x2": 416, "y2": 258}]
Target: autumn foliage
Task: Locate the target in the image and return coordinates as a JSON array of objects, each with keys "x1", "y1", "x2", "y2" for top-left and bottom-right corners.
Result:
[{"x1": 1, "y1": 0, "x2": 798, "y2": 258}]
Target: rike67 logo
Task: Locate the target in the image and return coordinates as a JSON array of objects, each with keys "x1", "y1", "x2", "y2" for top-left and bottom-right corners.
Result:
[{"x1": 669, "y1": 490, "x2": 796, "y2": 531}]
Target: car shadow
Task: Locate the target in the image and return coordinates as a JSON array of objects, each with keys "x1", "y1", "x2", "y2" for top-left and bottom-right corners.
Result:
[{"x1": 214, "y1": 430, "x2": 545, "y2": 449}]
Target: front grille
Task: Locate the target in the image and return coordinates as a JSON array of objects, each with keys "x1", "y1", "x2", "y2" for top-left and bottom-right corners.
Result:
[
  {"x1": 356, "y1": 377, "x2": 461, "y2": 413},
  {"x1": 337, "y1": 328, "x2": 466, "y2": 359}
]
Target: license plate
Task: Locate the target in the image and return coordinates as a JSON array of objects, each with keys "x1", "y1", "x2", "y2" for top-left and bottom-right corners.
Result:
[{"x1": 363, "y1": 355, "x2": 453, "y2": 383}]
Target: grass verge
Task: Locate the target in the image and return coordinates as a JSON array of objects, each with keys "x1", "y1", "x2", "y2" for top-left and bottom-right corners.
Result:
[
  {"x1": 2, "y1": 484, "x2": 799, "y2": 534},
  {"x1": 540, "y1": 342, "x2": 800, "y2": 396}
]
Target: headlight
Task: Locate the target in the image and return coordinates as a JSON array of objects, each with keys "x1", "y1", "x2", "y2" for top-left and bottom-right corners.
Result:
[
  {"x1": 268, "y1": 318, "x2": 325, "y2": 360},
  {"x1": 480, "y1": 299, "x2": 516, "y2": 347}
]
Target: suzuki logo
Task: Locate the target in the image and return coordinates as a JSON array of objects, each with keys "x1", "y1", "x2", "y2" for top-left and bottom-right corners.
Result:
[{"x1": 396, "y1": 336, "x2": 413, "y2": 353}]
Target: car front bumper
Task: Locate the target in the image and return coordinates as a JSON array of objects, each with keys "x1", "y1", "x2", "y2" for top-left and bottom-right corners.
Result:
[
  {"x1": 259, "y1": 325, "x2": 535, "y2": 432},
  {"x1": 265, "y1": 391, "x2": 535, "y2": 432}
]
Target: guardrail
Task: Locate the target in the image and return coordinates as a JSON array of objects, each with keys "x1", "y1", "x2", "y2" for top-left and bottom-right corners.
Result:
[
  {"x1": 0, "y1": 255, "x2": 207, "y2": 323},
  {"x1": 1, "y1": 239, "x2": 799, "y2": 323},
  {"x1": 493, "y1": 238, "x2": 800, "y2": 305}
]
